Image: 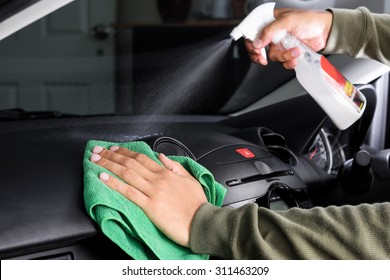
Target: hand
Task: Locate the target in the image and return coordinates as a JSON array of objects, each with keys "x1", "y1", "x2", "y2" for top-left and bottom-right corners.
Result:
[
  {"x1": 90, "y1": 146, "x2": 207, "y2": 247},
  {"x1": 245, "y1": 8, "x2": 333, "y2": 69}
]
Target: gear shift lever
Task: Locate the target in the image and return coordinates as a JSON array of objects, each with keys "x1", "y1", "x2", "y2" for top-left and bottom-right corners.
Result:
[{"x1": 339, "y1": 150, "x2": 373, "y2": 193}]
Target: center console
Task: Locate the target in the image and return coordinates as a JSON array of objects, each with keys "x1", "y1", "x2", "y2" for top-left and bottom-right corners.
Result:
[{"x1": 149, "y1": 126, "x2": 313, "y2": 210}]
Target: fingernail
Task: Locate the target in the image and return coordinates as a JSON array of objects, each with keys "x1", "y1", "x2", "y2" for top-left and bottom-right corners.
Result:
[
  {"x1": 99, "y1": 172, "x2": 109, "y2": 181},
  {"x1": 253, "y1": 38, "x2": 263, "y2": 48},
  {"x1": 93, "y1": 146, "x2": 104, "y2": 154},
  {"x1": 110, "y1": 146, "x2": 119, "y2": 152},
  {"x1": 90, "y1": 154, "x2": 101, "y2": 162},
  {"x1": 291, "y1": 49, "x2": 301, "y2": 58}
]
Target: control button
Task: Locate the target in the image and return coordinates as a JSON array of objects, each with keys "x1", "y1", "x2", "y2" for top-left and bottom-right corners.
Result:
[
  {"x1": 235, "y1": 148, "x2": 255, "y2": 159},
  {"x1": 226, "y1": 179, "x2": 242, "y2": 187}
]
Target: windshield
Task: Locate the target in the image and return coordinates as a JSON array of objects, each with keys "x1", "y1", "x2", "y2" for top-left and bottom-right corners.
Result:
[
  {"x1": 0, "y1": 0, "x2": 249, "y2": 119},
  {"x1": 0, "y1": 0, "x2": 387, "y2": 119}
]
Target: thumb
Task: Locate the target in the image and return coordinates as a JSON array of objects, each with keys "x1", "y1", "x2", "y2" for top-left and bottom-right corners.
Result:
[
  {"x1": 258, "y1": 22, "x2": 287, "y2": 49},
  {"x1": 258, "y1": 8, "x2": 291, "y2": 49}
]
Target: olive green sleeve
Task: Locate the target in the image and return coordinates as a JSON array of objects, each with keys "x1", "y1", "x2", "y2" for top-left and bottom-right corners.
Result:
[
  {"x1": 323, "y1": 7, "x2": 390, "y2": 66},
  {"x1": 189, "y1": 202, "x2": 390, "y2": 259}
]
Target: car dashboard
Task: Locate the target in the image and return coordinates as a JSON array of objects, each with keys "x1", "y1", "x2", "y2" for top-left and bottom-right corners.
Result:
[{"x1": 1, "y1": 101, "x2": 390, "y2": 260}]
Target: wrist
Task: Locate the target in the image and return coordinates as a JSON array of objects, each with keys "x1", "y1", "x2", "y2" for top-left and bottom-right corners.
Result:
[{"x1": 322, "y1": 10, "x2": 334, "y2": 49}]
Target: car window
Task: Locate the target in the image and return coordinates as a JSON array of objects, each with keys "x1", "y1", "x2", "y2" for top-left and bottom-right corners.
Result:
[
  {"x1": 0, "y1": 0, "x2": 247, "y2": 118},
  {"x1": 0, "y1": 0, "x2": 388, "y2": 119}
]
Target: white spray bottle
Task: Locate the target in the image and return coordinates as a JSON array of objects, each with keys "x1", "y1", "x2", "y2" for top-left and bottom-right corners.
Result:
[{"x1": 230, "y1": 2, "x2": 366, "y2": 130}]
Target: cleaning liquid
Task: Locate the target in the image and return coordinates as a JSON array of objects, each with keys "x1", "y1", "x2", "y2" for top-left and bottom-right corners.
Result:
[{"x1": 230, "y1": 2, "x2": 366, "y2": 130}]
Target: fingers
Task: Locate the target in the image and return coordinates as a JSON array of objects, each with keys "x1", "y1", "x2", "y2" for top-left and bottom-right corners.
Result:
[
  {"x1": 99, "y1": 172, "x2": 149, "y2": 207},
  {"x1": 91, "y1": 147, "x2": 155, "y2": 178},
  {"x1": 90, "y1": 146, "x2": 191, "y2": 194},
  {"x1": 91, "y1": 151, "x2": 151, "y2": 192},
  {"x1": 247, "y1": 7, "x2": 302, "y2": 67},
  {"x1": 268, "y1": 45, "x2": 301, "y2": 69},
  {"x1": 158, "y1": 153, "x2": 192, "y2": 178},
  {"x1": 244, "y1": 39, "x2": 268, "y2": 65},
  {"x1": 108, "y1": 146, "x2": 164, "y2": 173},
  {"x1": 282, "y1": 60, "x2": 298, "y2": 70},
  {"x1": 258, "y1": 9, "x2": 294, "y2": 49},
  {"x1": 91, "y1": 146, "x2": 162, "y2": 195},
  {"x1": 247, "y1": 39, "x2": 301, "y2": 69}
]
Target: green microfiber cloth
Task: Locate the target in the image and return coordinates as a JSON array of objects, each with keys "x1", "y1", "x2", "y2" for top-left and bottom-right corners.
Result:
[{"x1": 83, "y1": 140, "x2": 226, "y2": 260}]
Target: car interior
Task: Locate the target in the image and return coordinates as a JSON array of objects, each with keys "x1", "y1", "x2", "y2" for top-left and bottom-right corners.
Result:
[{"x1": 0, "y1": 0, "x2": 390, "y2": 260}]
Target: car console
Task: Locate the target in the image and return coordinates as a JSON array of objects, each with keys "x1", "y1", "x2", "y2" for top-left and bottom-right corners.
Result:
[{"x1": 149, "y1": 127, "x2": 312, "y2": 210}]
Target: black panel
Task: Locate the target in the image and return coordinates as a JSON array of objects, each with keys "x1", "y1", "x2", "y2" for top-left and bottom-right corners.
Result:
[{"x1": 221, "y1": 94, "x2": 328, "y2": 153}]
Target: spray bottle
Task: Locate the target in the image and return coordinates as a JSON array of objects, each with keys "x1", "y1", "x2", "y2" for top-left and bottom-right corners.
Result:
[{"x1": 230, "y1": 2, "x2": 366, "y2": 130}]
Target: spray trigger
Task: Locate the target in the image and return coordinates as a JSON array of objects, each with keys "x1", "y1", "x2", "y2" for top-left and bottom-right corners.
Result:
[{"x1": 260, "y1": 48, "x2": 267, "y2": 61}]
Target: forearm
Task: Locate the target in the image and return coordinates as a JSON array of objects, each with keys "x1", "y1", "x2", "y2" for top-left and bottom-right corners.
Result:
[
  {"x1": 324, "y1": 7, "x2": 390, "y2": 66},
  {"x1": 189, "y1": 202, "x2": 390, "y2": 259}
]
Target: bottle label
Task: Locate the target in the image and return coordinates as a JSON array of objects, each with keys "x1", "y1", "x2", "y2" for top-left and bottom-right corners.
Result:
[{"x1": 320, "y1": 56, "x2": 365, "y2": 112}]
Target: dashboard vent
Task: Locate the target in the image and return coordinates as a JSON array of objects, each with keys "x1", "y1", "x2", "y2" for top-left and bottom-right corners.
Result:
[
  {"x1": 153, "y1": 137, "x2": 195, "y2": 159},
  {"x1": 259, "y1": 128, "x2": 297, "y2": 166}
]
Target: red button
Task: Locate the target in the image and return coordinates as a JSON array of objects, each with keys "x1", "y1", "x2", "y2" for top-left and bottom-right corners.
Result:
[{"x1": 236, "y1": 148, "x2": 255, "y2": 158}]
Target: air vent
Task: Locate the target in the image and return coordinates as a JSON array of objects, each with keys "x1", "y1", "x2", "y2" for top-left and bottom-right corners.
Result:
[
  {"x1": 259, "y1": 128, "x2": 297, "y2": 166},
  {"x1": 153, "y1": 137, "x2": 195, "y2": 159}
]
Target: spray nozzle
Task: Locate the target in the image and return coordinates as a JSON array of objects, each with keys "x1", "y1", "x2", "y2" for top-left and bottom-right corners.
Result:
[{"x1": 230, "y1": 2, "x2": 276, "y2": 59}]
